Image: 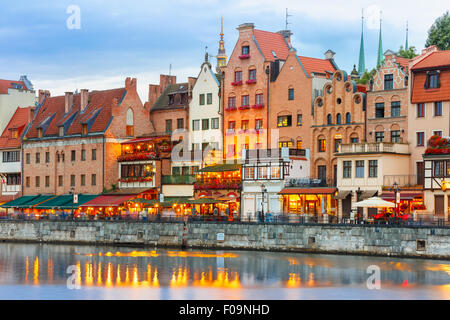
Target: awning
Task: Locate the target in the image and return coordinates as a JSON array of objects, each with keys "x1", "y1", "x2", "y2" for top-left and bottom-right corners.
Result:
[
  {"x1": 103, "y1": 188, "x2": 154, "y2": 195},
  {"x1": 120, "y1": 136, "x2": 170, "y2": 144},
  {"x1": 9, "y1": 195, "x2": 57, "y2": 209},
  {"x1": 199, "y1": 163, "x2": 241, "y2": 173},
  {"x1": 188, "y1": 198, "x2": 222, "y2": 204},
  {"x1": 80, "y1": 194, "x2": 137, "y2": 207},
  {"x1": 35, "y1": 195, "x2": 73, "y2": 209},
  {"x1": 279, "y1": 188, "x2": 337, "y2": 195},
  {"x1": 1, "y1": 195, "x2": 40, "y2": 208},
  {"x1": 381, "y1": 192, "x2": 423, "y2": 201},
  {"x1": 360, "y1": 190, "x2": 378, "y2": 200},
  {"x1": 335, "y1": 190, "x2": 351, "y2": 199},
  {"x1": 59, "y1": 195, "x2": 100, "y2": 209}
]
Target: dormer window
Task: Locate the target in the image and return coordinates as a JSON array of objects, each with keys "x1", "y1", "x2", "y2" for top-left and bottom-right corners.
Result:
[
  {"x1": 11, "y1": 129, "x2": 18, "y2": 139},
  {"x1": 425, "y1": 72, "x2": 440, "y2": 89},
  {"x1": 242, "y1": 46, "x2": 250, "y2": 55},
  {"x1": 38, "y1": 128, "x2": 43, "y2": 138},
  {"x1": 272, "y1": 51, "x2": 277, "y2": 59},
  {"x1": 59, "y1": 126, "x2": 64, "y2": 137},
  {"x1": 82, "y1": 124, "x2": 88, "y2": 135}
]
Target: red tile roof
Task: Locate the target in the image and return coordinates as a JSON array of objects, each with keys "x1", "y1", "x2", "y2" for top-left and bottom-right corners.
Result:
[
  {"x1": 394, "y1": 56, "x2": 410, "y2": 72},
  {"x1": 0, "y1": 79, "x2": 27, "y2": 94},
  {"x1": 297, "y1": 56, "x2": 336, "y2": 77},
  {"x1": 411, "y1": 70, "x2": 450, "y2": 103},
  {"x1": 25, "y1": 88, "x2": 126, "y2": 139},
  {"x1": 411, "y1": 50, "x2": 450, "y2": 70},
  {"x1": 253, "y1": 29, "x2": 290, "y2": 62},
  {"x1": 0, "y1": 107, "x2": 33, "y2": 149}
]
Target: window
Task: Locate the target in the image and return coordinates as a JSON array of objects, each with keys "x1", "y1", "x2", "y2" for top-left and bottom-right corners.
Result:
[
  {"x1": 288, "y1": 88, "x2": 294, "y2": 100},
  {"x1": 177, "y1": 118, "x2": 184, "y2": 129},
  {"x1": 391, "y1": 101, "x2": 401, "y2": 117},
  {"x1": 26, "y1": 153, "x2": 30, "y2": 164},
  {"x1": 228, "y1": 96, "x2": 236, "y2": 108},
  {"x1": 45, "y1": 176, "x2": 50, "y2": 188},
  {"x1": 81, "y1": 174, "x2": 86, "y2": 186},
  {"x1": 241, "y1": 120, "x2": 249, "y2": 131},
  {"x1": 271, "y1": 166, "x2": 281, "y2": 179},
  {"x1": 82, "y1": 124, "x2": 88, "y2": 135},
  {"x1": 356, "y1": 160, "x2": 364, "y2": 178},
  {"x1": 334, "y1": 139, "x2": 342, "y2": 152},
  {"x1": 384, "y1": 74, "x2": 393, "y2": 90},
  {"x1": 417, "y1": 103, "x2": 425, "y2": 117},
  {"x1": 249, "y1": 69, "x2": 256, "y2": 80},
  {"x1": 202, "y1": 119, "x2": 209, "y2": 130},
  {"x1": 425, "y1": 73, "x2": 440, "y2": 89},
  {"x1": 192, "y1": 120, "x2": 200, "y2": 131},
  {"x1": 6, "y1": 173, "x2": 20, "y2": 186},
  {"x1": 417, "y1": 132, "x2": 425, "y2": 146},
  {"x1": 297, "y1": 114, "x2": 302, "y2": 126},
  {"x1": 2, "y1": 151, "x2": 20, "y2": 163},
  {"x1": 199, "y1": 94, "x2": 205, "y2": 105},
  {"x1": 345, "y1": 112, "x2": 351, "y2": 124},
  {"x1": 35, "y1": 152, "x2": 40, "y2": 164},
  {"x1": 375, "y1": 103, "x2": 385, "y2": 118},
  {"x1": 59, "y1": 126, "x2": 64, "y2": 136},
  {"x1": 433, "y1": 130, "x2": 443, "y2": 137},
  {"x1": 228, "y1": 121, "x2": 236, "y2": 130},
  {"x1": 255, "y1": 119, "x2": 263, "y2": 130},
  {"x1": 92, "y1": 149, "x2": 97, "y2": 161},
  {"x1": 58, "y1": 175, "x2": 63, "y2": 187},
  {"x1": 207, "y1": 93, "x2": 212, "y2": 105},
  {"x1": 26, "y1": 177, "x2": 30, "y2": 188},
  {"x1": 165, "y1": 119, "x2": 172, "y2": 133},
  {"x1": 172, "y1": 167, "x2": 181, "y2": 175},
  {"x1": 244, "y1": 167, "x2": 255, "y2": 180},
  {"x1": 369, "y1": 160, "x2": 378, "y2": 178},
  {"x1": 35, "y1": 176, "x2": 40, "y2": 188},
  {"x1": 38, "y1": 128, "x2": 43, "y2": 138},
  {"x1": 241, "y1": 95, "x2": 249, "y2": 106},
  {"x1": 44, "y1": 152, "x2": 49, "y2": 163},
  {"x1": 258, "y1": 167, "x2": 267, "y2": 179},
  {"x1": 343, "y1": 161, "x2": 351, "y2": 178},
  {"x1": 391, "y1": 130, "x2": 401, "y2": 143},
  {"x1": 70, "y1": 175, "x2": 75, "y2": 187},
  {"x1": 327, "y1": 114, "x2": 332, "y2": 125},
  {"x1": 375, "y1": 131, "x2": 384, "y2": 142},
  {"x1": 297, "y1": 140, "x2": 303, "y2": 149},
  {"x1": 126, "y1": 108, "x2": 134, "y2": 136},
  {"x1": 71, "y1": 150, "x2": 76, "y2": 162},
  {"x1": 277, "y1": 115, "x2": 292, "y2": 127},
  {"x1": 434, "y1": 101, "x2": 442, "y2": 116},
  {"x1": 351, "y1": 137, "x2": 359, "y2": 143},
  {"x1": 255, "y1": 93, "x2": 264, "y2": 105},
  {"x1": 211, "y1": 118, "x2": 219, "y2": 129},
  {"x1": 242, "y1": 46, "x2": 249, "y2": 55},
  {"x1": 434, "y1": 160, "x2": 444, "y2": 177},
  {"x1": 279, "y1": 141, "x2": 293, "y2": 148},
  {"x1": 10, "y1": 129, "x2": 18, "y2": 139},
  {"x1": 235, "y1": 71, "x2": 242, "y2": 82},
  {"x1": 336, "y1": 113, "x2": 342, "y2": 124},
  {"x1": 91, "y1": 174, "x2": 97, "y2": 186},
  {"x1": 81, "y1": 149, "x2": 86, "y2": 161},
  {"x1": 318, "y1": 139, "x2": 326, "y2": 152}
]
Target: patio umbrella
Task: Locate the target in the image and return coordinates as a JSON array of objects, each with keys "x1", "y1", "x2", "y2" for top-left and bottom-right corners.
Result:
[{"x1": 353, "y1": 197, "x2": 395, "y2": 208}]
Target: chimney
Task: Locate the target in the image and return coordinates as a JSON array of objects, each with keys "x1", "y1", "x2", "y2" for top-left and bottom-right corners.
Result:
[
  {"x1": 80, "y1": 89, "x2": 89, "y2": 112},
  {"x1": 38, "y1": 90, "x2": 45, "y2": 104},
  {"x1": 237, "y1": 23, "x2": 255, "y2": 35},
  {"x1": 64, "y1": 92, "x2": 73, "y2": 114},
  {"x1": 324, "y1": 49, "x2": 336, "y2": 60},
  {"x1": 125, "y1": 77, "x2": 137, "y2": 91},
  {"x1": 188, "y1": 77, "x2": 197, "y2": 89},
  {"x1": 277, "y1": 30, "x2": 293, "y2": 48},
  {"x1": 159, "y1": 74, "x2": 177, "y2": 92},
  {"x1": 148, "y1": 84, "x2": 160, "y2": 106}
]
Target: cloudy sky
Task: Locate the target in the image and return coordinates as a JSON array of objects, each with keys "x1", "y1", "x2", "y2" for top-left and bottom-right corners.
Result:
[{"x1": 0, "y1": 0, "x2": 448, "y2": 101}]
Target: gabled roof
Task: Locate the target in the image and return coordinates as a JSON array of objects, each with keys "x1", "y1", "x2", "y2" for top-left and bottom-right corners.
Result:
[
  {"x1": 0, "y1": 79, "x2": 27, "y2": 94},
  {"x1": 25, "y1": 88, "x2": 126, "y2": 139},
  {"x1": 411, "y1": 50, "x2": 450, "y2": 71},
  {"x1": 253, "y1": 29, "x2": 290, "y2": 62},
  {"x1": 151, "y1": 83, "x2": 189, "y2": 111},
  {"x1": 394, "y1": 56, "x2": 410, "y2": 72},
  {"x1": 297, "y1": 56, "x2": 336, "y2": 78},
  {"x1": 0, "y1": 107, "x2": 33, "y2": 149}
]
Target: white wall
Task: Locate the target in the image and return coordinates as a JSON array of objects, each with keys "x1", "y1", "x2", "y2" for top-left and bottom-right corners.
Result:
[{"x1": 0, "y1": 88, "x2": 36, "y2": 135}]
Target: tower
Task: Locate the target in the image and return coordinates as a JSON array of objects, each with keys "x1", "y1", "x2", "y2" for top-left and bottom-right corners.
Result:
[
  {"x1": 216, "y1": 17, "x2": 227, "y2": 73},
  {"x1": 405, "y1": 21, "x2": 409, "y2": 51},
  {"x1": 376, "y1": 12, "x2": 383, "y2": 68},
  {"x1": 358, "y1": 9, "x2": 366, "y2": 76}
]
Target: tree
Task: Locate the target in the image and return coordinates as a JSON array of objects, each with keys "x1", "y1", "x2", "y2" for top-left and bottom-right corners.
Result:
[
  {"x1": 398, "y1": 46, "x2": 418, "y2": 59},
  {"x1": 356, "y1": 69, "x2": 376, "y2": 85},
  {"x1": 425, "y1": 11, "x2": 450, "y2": 50}
]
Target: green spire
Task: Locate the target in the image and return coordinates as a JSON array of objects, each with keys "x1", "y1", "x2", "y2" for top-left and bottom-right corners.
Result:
[
  {"x1": 376, "y1": 13, "x2": 383, "y2": 68},
  {"x1": 358, "y1": 10, "x2": 365, "y2": 76},
  {"x1": 405, "y1": 21, "x2": 409, "y2": 51}
]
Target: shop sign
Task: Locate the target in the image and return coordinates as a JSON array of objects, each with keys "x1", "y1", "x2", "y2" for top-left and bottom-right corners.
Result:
[{"x1": 216, "y1": 233, "x2": 225, "y2": 242}]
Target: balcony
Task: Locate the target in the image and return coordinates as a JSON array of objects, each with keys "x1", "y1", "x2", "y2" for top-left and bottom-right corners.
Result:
[
  {"x1": 284, "y1": 178, "x2": 335, "y2": 188},
  {"x1": 337, "y1": 142, "x2": 409, "y2": 155},
  {"x1": 117, "y1": 152, "x2": 158, "y2": 162},
  {"x1": 194, "y1": 180, "x2": 241, "y2": 190},
  {"x1": 383, "y1": 175, "x2": 422, "y2": 189},
  {"x1": 244, "y1": 148, "x2": 305, "y2": 162},
  {"x1": 162, "y1": 175, "x2": 197, "y2": 185}
]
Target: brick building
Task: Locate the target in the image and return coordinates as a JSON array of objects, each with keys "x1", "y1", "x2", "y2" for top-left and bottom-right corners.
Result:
[{"x1": 21, "y1": 77, "x2": 152, "y2": 196}]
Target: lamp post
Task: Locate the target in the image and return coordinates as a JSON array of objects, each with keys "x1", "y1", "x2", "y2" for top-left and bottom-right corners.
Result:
[
  {"x1": 69, "y1": 187, "x2": 75, "y2": 221},
  {"x1": 261, "y1": 183, "x2": 267, "y2": 222},
  {"x1": 390, "y1": 182, "x2": 401, "y2": 224}
]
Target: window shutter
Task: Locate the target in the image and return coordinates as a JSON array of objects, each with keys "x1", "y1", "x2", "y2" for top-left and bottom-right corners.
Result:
[
  {"x1": 424, "y1": 75, "x2": 429, "y2": 89},
  {"x1": 437, "y1": 74, "x2": 441, "y2": 88}
]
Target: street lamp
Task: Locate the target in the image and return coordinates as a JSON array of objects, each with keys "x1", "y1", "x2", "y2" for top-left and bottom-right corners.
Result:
[
  {"x1": 389, "y1": 182, "x2": 401, "y2": 224},
  {"x1": 261, "y1": 183, "x2": 267, "y2": 222},
  {"x1": 69, "y1": 187, "x2": 75, "y2": 221}
]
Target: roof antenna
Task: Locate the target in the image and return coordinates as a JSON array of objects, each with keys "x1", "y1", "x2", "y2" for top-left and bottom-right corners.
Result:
[
  {"x1": 285, "y1": 8, "x2": 292, "y2": 30},
  {"x1": 169, "y1": 63, "x2": 172, "y2": 77}
]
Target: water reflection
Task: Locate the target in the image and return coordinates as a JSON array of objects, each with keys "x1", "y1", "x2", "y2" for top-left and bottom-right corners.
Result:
[{"x1": 0, "y1": 243, "x2": 448, "y2": 299}]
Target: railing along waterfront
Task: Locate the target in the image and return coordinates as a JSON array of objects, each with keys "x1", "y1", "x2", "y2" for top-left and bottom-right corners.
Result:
[{"x1": 383, "y1": 175, "x2": 422, "y2": 188}]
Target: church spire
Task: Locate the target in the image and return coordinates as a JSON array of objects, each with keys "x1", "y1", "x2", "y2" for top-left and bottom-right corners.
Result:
[
  {"x1": 216, "y1": 17, "x2": 227, "y2": 73},
  {"x1": 376, "y1": 11, "x2": 383, "y2": 68},
  {"x1": 405, "y1": 21, "x2": 409, "y2": 51},
  {"x1": 358, "y1": 9, "x2": 365, "y2": 76}
]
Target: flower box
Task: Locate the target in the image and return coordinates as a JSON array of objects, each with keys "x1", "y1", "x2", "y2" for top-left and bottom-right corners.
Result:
[
  {"x1": 225, "y1": 130, "x2": 236, "y2": 136},
  {"x1": 225, "y1": 106, "x2": 237, "y2": 112},
  {"x1": 231, "y1": 80, "x2": 243, "y2": 86},
  {"x1": 238, "y1": 105, "x2": 250, "y2": 110},
  {"x1": 239, "y1": 54, "x2": 250, "y2": 59},
  {"x1": 119, "y1": 177, "x2": 153, "y2": 183},
  {"x1": 117, "y1": 152, "x2": 157, "y2": 162},
  {"x1": 252, "y1": 104, "x2": 264, "y2": 109},
  {"x1": 239, "y1": 129, "x2": 249, "y2": 134},
  {"x1": 246, "y1": 79, "x2": 256, "y2": 84}
]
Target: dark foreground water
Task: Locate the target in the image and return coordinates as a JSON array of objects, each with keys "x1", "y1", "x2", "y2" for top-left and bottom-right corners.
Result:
[{"x1": 0, "y1": 243, "x2": 448, "y2": 300}]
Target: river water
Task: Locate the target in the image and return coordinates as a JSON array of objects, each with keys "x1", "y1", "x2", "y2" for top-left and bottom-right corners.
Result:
[{"x1": 0, "y1": 243, "x2": 448, "y2": 300}]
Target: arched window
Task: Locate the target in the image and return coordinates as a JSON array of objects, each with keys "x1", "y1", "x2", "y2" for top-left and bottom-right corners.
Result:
[
  {"x1": 327, "y1": 114, "x2": 332, "y2": 125},
  {"x1": 336, "y1": 113, "x2": 342, "y2": 124},
  {"x1": 345, "y1": 112, "x2": 351, "y2": 124},
  {"x1": 126, "y1": 108, "x2": 134, "y2": 136}
]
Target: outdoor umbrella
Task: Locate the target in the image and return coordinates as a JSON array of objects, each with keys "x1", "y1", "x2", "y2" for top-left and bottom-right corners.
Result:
[{"x1": 353, "y1": 196, "x2": 395, "y2": 208}]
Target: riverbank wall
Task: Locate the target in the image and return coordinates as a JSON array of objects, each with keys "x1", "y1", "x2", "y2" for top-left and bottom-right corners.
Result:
[{"x1": 0, "y1": 220, "x2": 449, "y2": 259}]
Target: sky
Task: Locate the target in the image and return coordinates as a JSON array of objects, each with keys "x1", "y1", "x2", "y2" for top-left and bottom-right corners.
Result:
[{"x1": 0, "y1": 0, "x2": 449, "y2": 101}]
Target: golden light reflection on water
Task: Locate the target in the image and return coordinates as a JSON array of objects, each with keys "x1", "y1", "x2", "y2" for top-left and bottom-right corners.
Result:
[
  {"x1": 77, "y1": 250, "x2": 238, "y2": 259},
  {"x1": 33, "y1": 257, "x2": 39, "y2": 285}
]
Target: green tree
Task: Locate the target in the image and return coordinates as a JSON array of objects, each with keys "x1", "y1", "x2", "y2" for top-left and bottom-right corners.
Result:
[
  {"x1": 356, "y1": 69, "x2": 376, "y2": 85},
  {"x1": 397, "y1": 46, "x2": 418, "y2": 59},
  {"x1": 425, "y1": 11, "x2": 450, "y2": 50}
]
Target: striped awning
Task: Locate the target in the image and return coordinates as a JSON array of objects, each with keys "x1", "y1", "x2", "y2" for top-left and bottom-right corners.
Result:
[
  {"x1": 335, "y1": 190, "x2": 351, "y2": 199},
  {"x1": 80, "y1": 194, "x2": 137, "y2": 207}
]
